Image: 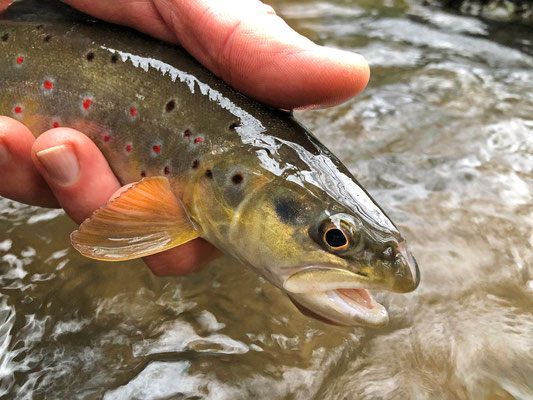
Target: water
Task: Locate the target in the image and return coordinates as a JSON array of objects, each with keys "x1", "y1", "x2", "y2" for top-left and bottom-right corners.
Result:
[{"x1": 1, "y1": 0, "x2": 532, "y2": 398}]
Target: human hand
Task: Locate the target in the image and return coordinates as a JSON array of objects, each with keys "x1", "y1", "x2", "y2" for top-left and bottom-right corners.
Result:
[{"x1": 0, "y1": 0, "x2": 370, "y2": 275}]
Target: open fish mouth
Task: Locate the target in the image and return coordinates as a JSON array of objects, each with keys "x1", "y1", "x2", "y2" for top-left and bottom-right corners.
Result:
[
  {"x1": 287, "y1": 288, "x2": 389, "y2": 327},
  {"x1": 283, "y1": 267, "x2": 389, "y2": 327}
]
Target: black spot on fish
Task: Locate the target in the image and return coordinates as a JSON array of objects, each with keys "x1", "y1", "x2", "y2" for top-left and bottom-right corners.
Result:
[
  {"x1": 205, "y1": 169, "x2": 213, "y2": 178},
  {"x1": 231, "y1": 174, "x2": 243, "y2": 185},
  {"x1": 1, "y1": 33, "x2": 8, "y2": 42},
  {"x1": 229, "y1": 122, "x2": 240, "y2": 130},
  {"x1": 183, "y1": 129, "x2": 191, "y2": 138},
  {"x1": 44, "y1": 35, "x2": 52, "y2": 42},
  {"x1": 166, "y1": 100, "x2": 175, "y2": 112},
  {"x1": 141, "y1": 171, "x2": 146, "y2": 178},
  {"x1": 192, "y1": 160, "x2": 200, "y2": 169},
  {"x1": 86, "y1": 52, "x2": 95, "y2": 61},
  {"x1": 111, "y1": 54, "x2": 119, "y2": 63},
  {"x1": 275, "y1": 198, "x2": 301, "y2": 224}
]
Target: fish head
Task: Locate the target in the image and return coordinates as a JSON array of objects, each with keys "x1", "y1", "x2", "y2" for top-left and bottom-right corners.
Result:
[
  {"x1": 280, "y1": 210, "x2": 420, "y2": 328},
  {"x1": 188, "y1": 153, "x2": 419, "y2": 328}
]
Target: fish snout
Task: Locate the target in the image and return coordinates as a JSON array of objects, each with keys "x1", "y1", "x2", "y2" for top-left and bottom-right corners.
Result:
[{"x1": 388, "y1": 242, "x2": 420, "y2": 293}]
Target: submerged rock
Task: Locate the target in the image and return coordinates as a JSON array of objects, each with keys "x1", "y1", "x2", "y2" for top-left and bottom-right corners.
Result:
[{"x1": 439, "y1": 0, "x2": 533, "y2": 23}]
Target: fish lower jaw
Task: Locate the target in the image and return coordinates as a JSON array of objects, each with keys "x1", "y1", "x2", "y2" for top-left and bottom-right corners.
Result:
[
  {"x1": 328, "y1": 288, "x2": 389, "y2": 327},
  {"x1": 288, "y1": 288, "x2": 389, "y2": 328}
]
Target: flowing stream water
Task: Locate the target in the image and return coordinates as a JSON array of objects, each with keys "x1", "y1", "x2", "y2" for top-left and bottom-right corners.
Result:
[{"x1": 0, "y1": 0, "x2": 532, "y2": 399}]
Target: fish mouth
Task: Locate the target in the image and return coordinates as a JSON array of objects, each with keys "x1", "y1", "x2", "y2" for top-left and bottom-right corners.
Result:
[{"x1": 283, "y1": 267, "x2": 389, "y2": 327}]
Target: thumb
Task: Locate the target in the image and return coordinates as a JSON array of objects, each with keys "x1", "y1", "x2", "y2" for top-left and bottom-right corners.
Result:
[{"x1": 154, "y1": 0, "x2": 370, "y2": 110}]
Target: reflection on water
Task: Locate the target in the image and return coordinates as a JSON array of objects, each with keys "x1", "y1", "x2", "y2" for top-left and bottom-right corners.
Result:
[{"x1": 1, "y1": 0, "x2": 532, "y2": 398}]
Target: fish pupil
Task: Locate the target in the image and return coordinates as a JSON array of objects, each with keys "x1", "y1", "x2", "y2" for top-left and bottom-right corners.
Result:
[{"x1": 325, "y1": 229, "x2": 347, "y2": 248}]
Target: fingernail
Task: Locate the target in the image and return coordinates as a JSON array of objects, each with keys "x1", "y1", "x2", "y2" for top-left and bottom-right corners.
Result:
[
  {"x1": 36, "y1": 144, "x2": 80, "y2": 186},
  {"x1": 0, "y1": 138, "x2": 8, "y2": 165}
]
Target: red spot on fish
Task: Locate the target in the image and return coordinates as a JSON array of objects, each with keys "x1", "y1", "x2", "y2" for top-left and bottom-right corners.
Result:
[
  {"x1": 43, "y1": 80, "x2": 53, "y2": 90},
  {"x1": 126, "y1": 144, "x2": 132, "y2": 152},
  {"x1": 14, "y1": 106, "x2": 22, "y2": 114},
  {"x1": 153, "y1": 145, "x2": 161, "y2": 153},
  {"x1": 53, "y1": 122, "x2": 60, "y2": 128},
  {"x1": 103, "y1": 135, "x2": 110, "y2": 142},
  {"x1": 164, "y1": 166, "x2": 170, "y2": 175},
  {"x1": 183, "y1": 129, "x2": 191, "y2": 138},
  {"x1": 141, "y1": 171, "x2": 146, "y2": 178},
  {"x1": 194, "y1": 137, "x2": 203, "y2": 144},
  {"x1": 130, "y1": 106, "x2": 136, "y2": 116},
  {"x1": 16, "y1": 56, "x2": 23, "y2": 65},
  {"x1": 83, "y1": 99, "x2": 92, "y2": 109}
]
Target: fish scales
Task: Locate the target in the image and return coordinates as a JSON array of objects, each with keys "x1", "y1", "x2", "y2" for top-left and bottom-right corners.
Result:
[
  {"x1": 0, "y1": 21, "x2": 257, "y2": 187},
  {"x1": 0, "y1": 18, "x2": 420, "y2": 327}
]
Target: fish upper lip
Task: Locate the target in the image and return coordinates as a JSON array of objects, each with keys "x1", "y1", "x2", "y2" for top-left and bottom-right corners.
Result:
[{"x1": 282, "y1": 265, "x2": 382, "y2": 294}]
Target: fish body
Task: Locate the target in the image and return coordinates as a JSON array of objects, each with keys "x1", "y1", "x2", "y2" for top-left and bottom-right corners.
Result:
[{"x1": 0, "y1": 18, "x2": 419, "y2": 327}]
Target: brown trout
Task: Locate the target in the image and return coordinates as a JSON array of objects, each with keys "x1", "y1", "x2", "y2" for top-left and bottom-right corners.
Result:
[{"x1": 0, "y1": 16, "x2": 419, "y2": 327}]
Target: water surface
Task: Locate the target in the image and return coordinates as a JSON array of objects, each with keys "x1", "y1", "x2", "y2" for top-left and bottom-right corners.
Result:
[{"x1": 1, "y1": 0, "x2": 532, "y2": 398}]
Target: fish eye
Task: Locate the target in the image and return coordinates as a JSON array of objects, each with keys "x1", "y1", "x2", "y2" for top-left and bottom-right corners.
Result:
[
  {"x1": 321, "y1": 223, "x2": 352, "y2": 252},
  {"x1": 318, "y1": 214, "x2": 360, "y2": 253}
]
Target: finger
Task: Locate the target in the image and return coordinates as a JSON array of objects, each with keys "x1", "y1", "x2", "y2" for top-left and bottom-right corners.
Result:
[
  {"x1": 64, "y1": 0, "x2": 369, "y2": 110},
  {"x1": 63, "y1": 0, "x2": 178, "y2": 43},
  {"x1": 154, "y1": 0, "x2": 370, "y2": 110},
  {"x1": 0, "y1": 117, "x2": 58, "y2": 207},
  {"x1": 31, "y1": 127, "x2": 121, "y2": 223},
  {"x1": 143, "y1": 239, "x2": 221, "y2": 276},
  {"x1": 32, "y1": 130, "x2": 220, "y2": 274},
  {"x1": 0, "y1": 0, "x2": 14, "y2": 14}
]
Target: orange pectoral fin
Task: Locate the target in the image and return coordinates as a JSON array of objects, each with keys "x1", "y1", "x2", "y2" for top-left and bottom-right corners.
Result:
[{"x1": 71, "y1": 176, "x2": 200, "y2": 261}]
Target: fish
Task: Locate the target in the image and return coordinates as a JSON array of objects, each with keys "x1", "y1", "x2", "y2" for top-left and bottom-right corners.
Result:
[{"x1": 0, "y1": 16, "x2": 420, "y2": 327}]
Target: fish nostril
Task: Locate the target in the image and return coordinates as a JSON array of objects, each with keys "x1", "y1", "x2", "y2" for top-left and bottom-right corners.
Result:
[
  {"x1": 393, "y1": 257, "x2": 403, "y2": 270},
  {"x1": 382, "y1": 246, "x2": 394, "y2": 261}
]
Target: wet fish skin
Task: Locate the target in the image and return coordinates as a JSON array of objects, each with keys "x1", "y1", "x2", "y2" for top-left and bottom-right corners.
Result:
[{"x1": 0, "y1": 19, "x2": 419, "y2": 327}]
